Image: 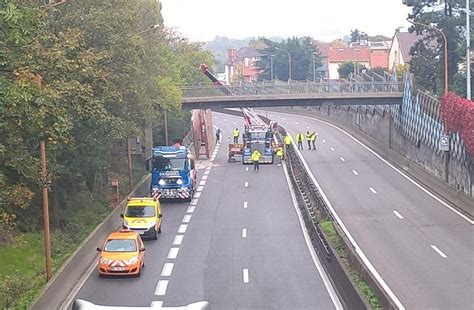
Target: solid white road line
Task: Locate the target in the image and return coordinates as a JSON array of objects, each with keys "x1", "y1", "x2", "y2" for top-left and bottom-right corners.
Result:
[
  {"x1": 431, "y1": 245, "x2": 448, "y2": 258},
  {"x1": 282, "y1": 117, "x2": 287, "y2": 120},
  {"x1": 191, "y1": 198, "x2": 199, "y2": 205},
  {"x1": 183, "y1": 214, "x2": 192, "y2": 223},
  {"x1": 340, "y1": 157, "x2": 345, "y2": 162},
  {"x1": 244, "y1": 201, "x2": 248, "y2": 209},
  {"x1": 197, "y1": 186, "x2": 204, "y2": 192},
  {"x1": 167, "y1": 248, "x2": 179, "y2": 259},
  {"x1": 282, "y1": 112, "x2": 473, "y2": 224},
  {"x1": 369, "y1": 187, "x2": 377, "y2": 194},
  {"x1": 212, "y1": 124, "x2": 218, "y2": 130},
  {"x1": 194, "y1": 192, "x2": 202, "y2": 198},
  {"x1": 287, "y1": 137, "x2": 403, "y2": 309},
  {"x1": 199, "y1": 180, "x2": 206, "y2": 186},
  {"x1": 243, "y1": 269, "x2": 249, "y2": 283},
  {"x1": 187, "y1": 206, "x2": 195, "y2": 213},
  {"x1": 352, "y1": 170, "x2": 359, "y2": 176},
  {"x1": 173, "y1": 235, "x2": 184, "y2": 245},
  {"x1": 155, "y1": 280, "x2": 169, "y2": 296},
  {"x1": 178, "y1": 224, "x2": 188, "y2": 233},
  {"x1": 202, "y1": 175, "x2": 208, "y2": 180},
  {"x1": 281, "y1": 162, "x2": 343, "y2": 309},
  {"x1": 244, "y1": 181, "x2": 249, "y2": 188},
  {"x1": 393, "y1": 210, "x2": 404, "y2": 219},
  {"x1": 242, "y1": 228, "x2": 247, "y2": 238},
  {"x1": 330, "y1": 147, "x2": 335, "y2": 151},
  {"x1": 150, "y1": 301, "x2": 163, "y2": 307},
  {"x1": 245, "y1": 167, "x2": 249, "y2": 171},
  {"x1": 161, "y1": 263, "x2": 174, "y2": 277}
]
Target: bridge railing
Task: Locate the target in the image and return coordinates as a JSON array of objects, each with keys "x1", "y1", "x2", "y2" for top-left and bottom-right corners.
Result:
[{"x1": 180, "y1": 81, "x2": 404, "y2": 98}]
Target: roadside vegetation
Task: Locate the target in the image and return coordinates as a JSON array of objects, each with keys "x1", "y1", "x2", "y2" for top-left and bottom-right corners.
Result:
[
  {"x1": 320, "y1": 220, "x2": 381, "y2": 309},
  {"x1": 0, "y1": 0, "x2": 214, "y2": 308}
]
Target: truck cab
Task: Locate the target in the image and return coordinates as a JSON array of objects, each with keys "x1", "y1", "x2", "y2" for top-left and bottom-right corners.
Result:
[
  {"x1": 242, "y1": 126, "x2": 275, "y2": 164},
  {"x1": 146, "y1": 146, "x2": 196, "y2": 201}
]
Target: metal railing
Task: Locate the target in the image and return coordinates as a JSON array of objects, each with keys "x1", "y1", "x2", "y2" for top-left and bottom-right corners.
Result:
[{"x1": 180, "y1": 81, "x2": 403, "y2": 99}]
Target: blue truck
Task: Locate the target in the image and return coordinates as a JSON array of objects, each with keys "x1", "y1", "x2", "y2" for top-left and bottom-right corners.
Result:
[{"x1": 146, "y1": 145, "x2": 196, "y2": 201}]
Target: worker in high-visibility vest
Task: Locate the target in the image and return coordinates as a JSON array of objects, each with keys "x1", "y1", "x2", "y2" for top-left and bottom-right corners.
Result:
[
  {"x1": 311, "y1": 131, "x2": 318, "y2": 150},
  {"x1": 251, "y1": 149, "x2": 262, "y2": 171},
  {"x1": 296, "y1": 132, "x2": 304, "y2": 150},
  {"x1": 306, "y1": 131, "x2": 313, "y2": 150},
  {"x1": 276, "y1": 146, "x2": 284, "y2": 166},
  {"x1": 233, "y1": 128, "x2": 239, "y2": 144},
  {"x1": 284, "y1": 133, "x2": 292, "y2": 149}
]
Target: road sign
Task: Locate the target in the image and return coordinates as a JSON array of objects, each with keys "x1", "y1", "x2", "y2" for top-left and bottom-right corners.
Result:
[{"x1": 440, "y1": 135, "x2": 450, "y2": 151}]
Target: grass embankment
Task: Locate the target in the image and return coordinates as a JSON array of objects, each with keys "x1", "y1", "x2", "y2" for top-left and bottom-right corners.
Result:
[
  {"x1": 0, "y1": 158, "x2": 147, "y2": 309},
  {"x1": 320, "y1": 220, "x2": 381, "y2": 309}
]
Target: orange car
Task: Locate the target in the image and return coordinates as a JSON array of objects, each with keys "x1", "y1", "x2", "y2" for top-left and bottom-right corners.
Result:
[{"x1": 96, "y1": 230, "x2": 145, "y2": 277}]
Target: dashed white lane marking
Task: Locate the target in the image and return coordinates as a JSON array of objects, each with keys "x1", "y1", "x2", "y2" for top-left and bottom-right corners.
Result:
[
  {"x1": 183, "y1": 214, "x2": 192, "y2": 223},
  {"x1": 167, "y1": 248, "x2": 179, "y2": 259},
  {"x1": 199, "y1": 180, "x2": 206, "y2": 186},
  {"x1": 340, "y1": 157, "x2": 345, "y2": 162},
  {"x1": 187, "y1": 206, "x2": 195, "y2": 213},
  {"x1": 244, "y1": 181, "x2": 249, "y2": 188},
  {"x1": 330, "y1": 147, "x2": 335, "y2": 151},
  {"x1": 202, "y1": 175, "x2": 208, "y2": 180},
  {"x1": 151, "y1": 301, "x2": 163, "y2": 307},
  {"x1": 431, "y1": 245, "x2": 448, "y2": 258},
  {"x1": 352, "y1": 170, "x2": 359, "y2": 176},
  {"x1": 245, "y1": 167, "x2": 249, "y2": 171},
  {"x1": 197, "y1": 185, "x2": 204, "y2": 192},
  {"x1": 178, "y1": 224, "x2": 188, "y2": 233},
  {"x1": 322, "y1": 139, "x2": 327, "y2": 143},
  {"x1": 242, "y1": 228, "x2": 247, "y2": 238},
  {"x1": 161, "y1": 263, "x2": 174, "y2": 277},
  {"x1": 224, "y1": 119, "x2": 228, "y2": 121},
  {"x1": 204, "y1": 170, "x2": 210, "y2": 175},
  {"x1": 233, "y1": 122, "x2": 237, "y2": 125},
  {"x1": 393, "y1": 210, "x2": 404, "y2": 219},
  {"x1": 295, "y1": 121, "x2": 300, "y2": 124},
  {"x1": 194, "y1": 192, "x2": 202, "y2": 198},
  {"x1": 369, "y1": 187, "x2": 377, "y2": 194},
  {"x1": 191, "y1": 199, "x2": 199, "y2": 205},
  {"x1": 173, "y1": 235, "x2": 184, "y2": 245},
  {"x1": 244, "y1": 201, "x2": 248, "y2": 209},
  {"x1": 306, "y1": 126, "x2": 311, "y2": 129},
  {"x1": 205, "y1": 166, "x2": 211, "y2": 171},
  {"x1": 155, "y1": 280, "x2": 169, "y2": 296},
  {"x1": 282, "y1": 117, "x2": 287, "y2": 120},
  {"x1": 243, "y1": 269, "x2": 249, "y2": 283}
]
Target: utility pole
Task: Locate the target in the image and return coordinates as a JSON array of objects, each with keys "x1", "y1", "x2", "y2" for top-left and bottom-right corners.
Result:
[
  {"x1": 127, "y1": 138, "x2": 133, "y2": 194},
  {"x1": 40, "y1": 141, "x2": 52, "y2": 281},
  {"x1": 467, "y1": 0, "x2": 471, "y2": 99},
  {"x1": 313, "y1": 52, "x2": 316, "y2": 82},
  {"x1": 270, "y1": 55, "x2": 274, "y2": 80}
]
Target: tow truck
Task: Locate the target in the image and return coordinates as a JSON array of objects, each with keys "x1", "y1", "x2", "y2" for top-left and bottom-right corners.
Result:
[
  {"x1": 146, "y1": 145, "x2": 196, "y2": 201},
  {"x1": 199, "y1": 64, "x2": 282, "y2": 164}
]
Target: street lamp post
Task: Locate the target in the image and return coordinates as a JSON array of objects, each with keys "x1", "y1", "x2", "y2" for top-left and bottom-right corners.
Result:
[
  {"x1": 408, "y1": 19, "x2": 449, "y2": 94},
  {"x1": 467, "y1": 0, "x2": 471, "y2": 99},
  {"x1": 276, "y1": 47, "x2": 292, "y2": 81},
  {"x1": 270, "y1": 55, "x2": 275, "y2": 80}
]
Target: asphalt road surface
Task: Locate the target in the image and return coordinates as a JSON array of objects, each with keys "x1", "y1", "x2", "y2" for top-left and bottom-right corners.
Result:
[
  {"x1": 69, "y1": 112, "x2": 340, "y2": 309},
  {"x1": 263, "y1": 109, "x2": 474, "y2": 310}
]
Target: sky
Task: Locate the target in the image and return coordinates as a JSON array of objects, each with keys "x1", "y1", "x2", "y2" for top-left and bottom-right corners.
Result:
[{"x1": 159, "y1": 0, "x2": 413, "y2": 42}]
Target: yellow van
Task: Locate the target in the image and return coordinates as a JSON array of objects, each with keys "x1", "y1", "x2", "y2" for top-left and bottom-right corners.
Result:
[{"x1": 121, "y1": 197, "x2": 162, "y2": 240}]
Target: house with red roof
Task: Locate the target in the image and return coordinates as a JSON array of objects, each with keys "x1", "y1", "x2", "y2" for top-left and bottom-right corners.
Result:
[{"x1": 328, "y1": 46, "x2": 371, "y2": 79}]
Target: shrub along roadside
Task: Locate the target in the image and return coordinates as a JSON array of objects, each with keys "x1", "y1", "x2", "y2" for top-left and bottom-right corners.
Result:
[
  {"x1": 320, "y1": 220, "x2": 381, "y2": 309},
  {"x1": 0, "y1": 157, "x2": 146, "y2": 309}
]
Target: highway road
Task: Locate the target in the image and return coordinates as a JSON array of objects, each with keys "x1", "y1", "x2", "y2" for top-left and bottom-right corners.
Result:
[
  {"x1": 263, "y1": 109, "x2": 474, "y2": 309},
  {"x1": 69, "y1": 113, "x2": 340, "y2": 309}
]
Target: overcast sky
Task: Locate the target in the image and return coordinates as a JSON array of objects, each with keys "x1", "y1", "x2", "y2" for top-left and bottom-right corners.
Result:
[{"x1": 160, "y1": 0, "x2": 412, "y2": 42}]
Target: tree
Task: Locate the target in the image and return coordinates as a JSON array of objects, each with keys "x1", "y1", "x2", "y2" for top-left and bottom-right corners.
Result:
[{"x1": 337, "y1": 61, "x2": 367, "y2": 79}]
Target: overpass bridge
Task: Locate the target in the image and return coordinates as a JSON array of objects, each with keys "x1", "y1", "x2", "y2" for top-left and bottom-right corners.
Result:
[{"x1": 180, "y1": 81, "x2": 404, "y2": 109}]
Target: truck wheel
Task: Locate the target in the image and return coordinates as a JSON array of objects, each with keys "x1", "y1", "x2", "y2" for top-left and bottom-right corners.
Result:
[
  {"x1": 151, "y1": 227, "x2": 158, "y2": 240},
  {"x1": 158, "y1": 223, "x2": 162, "y2": 234}
]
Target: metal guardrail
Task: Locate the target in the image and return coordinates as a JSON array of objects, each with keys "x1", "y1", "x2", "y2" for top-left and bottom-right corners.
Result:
[{"x1": 180, "y1": 82, "x2": 403, "y2": 99}]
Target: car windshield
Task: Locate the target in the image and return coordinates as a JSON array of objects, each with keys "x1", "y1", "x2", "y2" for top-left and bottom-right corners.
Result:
[
  {"x1": 153, "y1": 157, "x2": 186, "y2": 171},
  {"x1": 126, "y1": 206, "x2": 155, "y2": 217},
  {"x1": 104, "y1": 239, "x2": 137, "y2": 252}
]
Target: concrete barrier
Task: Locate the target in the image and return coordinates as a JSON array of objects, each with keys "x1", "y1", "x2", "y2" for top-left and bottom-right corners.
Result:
[{"x1": 29, "y1": 175, "x2": 150, "y2": 310}]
